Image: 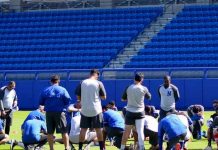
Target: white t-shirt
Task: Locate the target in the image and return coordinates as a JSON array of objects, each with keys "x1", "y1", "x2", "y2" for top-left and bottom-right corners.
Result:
[
  {"x1": 177, "y1": 115, "x2": 191, "y2": 140},
  {"x1": 69, "y1": 115, "x2": 81, "y2": 138},
  {"x1": 126, "y1": 84, "x2": 151, "y2": 112},
  {"x1": 1, "y1": 86, "x2": 17, "y2": 109},
  {"x1": 80, "y1": 79, "x2": 106, "y2": 117},
  {"x1": 144, "y1": 115, "x2": 158, "y2": 132}
]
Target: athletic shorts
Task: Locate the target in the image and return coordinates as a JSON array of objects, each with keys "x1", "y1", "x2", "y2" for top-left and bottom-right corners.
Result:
[
  {"x1": 0, "y1": 134, "x2": 5, "y2": 141},
  {"x1": 167, "y1": 132, "x2": 187, "y2": 150},
  {"x1": 46, "y1": 112, "x2": 68, "y2": 134},
  {"x1": 125, "y1": 111, "x2": 145, "y2": 125},
  {"x1": 69, "y1": 131, "x2": 96, "y2": 143},
  {"x1": 80, "y1": 113, "x2": 103, "y2": 128},
  {"x1": 144, "y1": 128, "x2": 158, "y2": 146}
]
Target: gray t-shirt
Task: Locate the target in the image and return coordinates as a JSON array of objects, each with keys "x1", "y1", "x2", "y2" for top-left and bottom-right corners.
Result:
[
  {"x1": 75, "y1": 79, "x2": 106, "y2": 117},
  {"x1": 122, "y1": 84, "x2": 151, "y2": 113}
]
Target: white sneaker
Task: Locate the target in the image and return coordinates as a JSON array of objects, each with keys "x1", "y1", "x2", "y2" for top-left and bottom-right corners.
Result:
[{"x1": 204, "y1": 146, "x2": 212, "y2": 150}]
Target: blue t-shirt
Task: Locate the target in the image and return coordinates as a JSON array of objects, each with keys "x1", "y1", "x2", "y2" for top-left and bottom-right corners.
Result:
[
  {"x1": 21, "y1": 110, "x2": 45, "y2": 130},
  {"x1": 39, "y1": 85, "x2": 71, "y2": 112},
  {"x1": 0, "y1": 119, "x2": 4, "y2": 132},
  {"x1": 103, "y1": 109, "x2": 124, "y2": 130},
  {"x1": 22, "y1": 119, "x2": 47, "y2": 144},
  {"x1": 158, "y1": 114, "x2": 187, "y2": 149}
]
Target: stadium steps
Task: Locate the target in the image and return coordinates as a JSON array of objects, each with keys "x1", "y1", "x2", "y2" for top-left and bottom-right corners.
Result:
[{"x1": 106, "y1": 4, "x2": 184, "y2": 68}]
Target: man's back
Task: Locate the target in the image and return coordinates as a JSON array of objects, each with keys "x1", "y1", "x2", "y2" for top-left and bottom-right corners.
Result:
[
  {"x1": 22, "y1": 119, "x2": 46, "y2": 143},
  {"x1": 70, "y1": 115, "x2": 81, "y2": 136},
  {"x1": 144, "y1": 115, "x2": 158, "y2": 132},
  {"x1": 126, "y1": 84, "x2": 150, "y2": 113},
  {"x1": 39, "y1": 85, "x2": 71, "y2": 112},
  {"x1": 103, "y1": 109, "x2": 124, "y2": 129},
  {"x1": 159, "y1": 114, "x2": 187, "y2": 139},
  {"x1": 80, "y1": 79, "x2": 105, "y2": 117},
  {"x1": 21, "y1": 110, "x2": 45, "y2": 129}
]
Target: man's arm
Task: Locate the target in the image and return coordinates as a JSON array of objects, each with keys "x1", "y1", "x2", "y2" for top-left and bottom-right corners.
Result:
[
  {"x1": 68, "y1": 104, "x2": 80, "y2": 112},
  {"x1": 158, "y1": 86, "x2": 161, "y2": 98},
  {"x1": 172, "y1": 85, "x2": 180, "y2": 101},
  {"x1": 75, "y1": 83, "x2": 82, "y2": 101},
  {"x1": 41, "y1": 122, "x2": 47, "y2": 134},
  {"x1": 13, "y1": 92, "x2": 18, "y2": 107},
  {"x1": 144, "y1": 87, "x2": 151, "y2": 100},
  {"x1": 63, "y1": 89, "x2": 71, "y2": 106},
  {"x1": 122, "y1": 86, "x2": 129, "y2": 101},
  {"x1": 158, "y1": 122, "x2": 164, "y2": 150},
  {"x1": 39, "y1": 92, "x2": 45, "y2": 106},
  {"x1": 99, "y1": 82, "x2": 106, "y2": 100}
]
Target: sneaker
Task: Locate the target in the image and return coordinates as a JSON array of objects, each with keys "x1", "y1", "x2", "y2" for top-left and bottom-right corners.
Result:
[
  {"x1": 204, "y1": 146, "x2": 213, "y2": 150},
  {"x1": 10, "y1": 139, "x2": 16, "y2": 150}
]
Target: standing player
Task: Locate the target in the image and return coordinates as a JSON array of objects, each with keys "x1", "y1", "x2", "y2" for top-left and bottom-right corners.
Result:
[
  {"x1": 205, "y1": 100, "x2": 218, "y2": 150},
  {"x1": 75, "y1": 69, "x2": 107, "y2": 150},
  {"x1": 158, "y1": 75, "x2": 180, "y2": 121},
  {"x1": 0, "y1": 81, "x2": 18, "y2": 135},
  {"x1": 120, "y1": 73, "x2": 151, "y2": 150},
  {"x1": 39, "y1": 75, "x2": 71, "y2": 150}
]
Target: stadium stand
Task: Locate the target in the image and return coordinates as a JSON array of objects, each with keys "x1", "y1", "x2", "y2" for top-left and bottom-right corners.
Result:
[
  {"x1": 125, "y1": 5, "x2": 218, "y2": 68},
  {"x1": 0, "y1": 7, "x2": 162, "y2": 70}
]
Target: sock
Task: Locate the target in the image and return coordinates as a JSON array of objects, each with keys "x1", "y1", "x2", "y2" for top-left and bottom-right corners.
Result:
[
  {"x1": 79, "y1": 142, "x2": 83, "y2": 150},
  {"x1": 99, "y1": 141, "x2": 104, "y2": 150},
  {"x1": 120, "y1": 145, "x2": 125, "y2": 150}
]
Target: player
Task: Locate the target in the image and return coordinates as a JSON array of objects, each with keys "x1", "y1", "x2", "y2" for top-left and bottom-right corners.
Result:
[
  {"x1": 120, "y1": 73, "x2": 151, "y2": 150},
  {"x1": 187, "y1": 104, "x2": 204, "y2": 139},
  {"x1": 102, "y1": 106, "x2": 124, "y2": 149},
  {"x1": 75, "y1": 69, "x2": 106, "y2": 150},
  {"x1": 158, "y1": 75, "x2": 180, "y2": 121},
  {"x1": 158, "y1": 113, "x2": 187, "y2": 150},
  {"x1": 205, "y1": 100, "x2": 218, "y2": 150}
]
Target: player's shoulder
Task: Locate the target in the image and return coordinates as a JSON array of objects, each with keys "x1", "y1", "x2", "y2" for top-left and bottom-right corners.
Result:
[{"x1": 170, "y1": 84, "x2": 178, "y2": 90}]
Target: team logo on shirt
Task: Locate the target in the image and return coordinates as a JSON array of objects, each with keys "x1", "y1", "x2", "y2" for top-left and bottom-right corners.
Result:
[{"x1": 167, "y1": 91, "x2": 172, "y2": 96}]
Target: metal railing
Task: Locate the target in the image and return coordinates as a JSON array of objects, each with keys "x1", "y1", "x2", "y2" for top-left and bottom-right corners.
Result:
[
  {"x1": 1, "y1": 0, "x2": 217, "y2": 13},
  {"x1": 1, "y1": 67, "x2": 218, "y2": 81}
]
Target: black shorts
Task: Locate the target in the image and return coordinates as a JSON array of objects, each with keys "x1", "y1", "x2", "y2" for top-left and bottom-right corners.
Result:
[
  {"x1": 167, "y1": 132, "x2": 187, "y2": 150},
  {"x1": 0, "y1": 134, "x2": 5, "y2": 141},
  {"x1": 144, "y1": 128, "x2": 158, "y2": 146},
  {"x1": 125, "y1": 111, "x2": 145, "y2": 125},
  {"x1": 80, "y1": 113, "x2": 103, "y2": 129},
  {"x1": 46, "y1": 112, "x2": 68, "y2": 134}
]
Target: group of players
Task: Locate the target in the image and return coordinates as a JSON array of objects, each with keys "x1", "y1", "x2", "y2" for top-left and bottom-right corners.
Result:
[{"x1": 0, "y1": 69, "x2": 218, "y2": 150}]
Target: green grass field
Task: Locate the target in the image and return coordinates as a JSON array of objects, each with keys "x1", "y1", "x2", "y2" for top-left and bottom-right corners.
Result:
[{"x1": 0, "y1": 111, "x2": 217, "y2": 150}]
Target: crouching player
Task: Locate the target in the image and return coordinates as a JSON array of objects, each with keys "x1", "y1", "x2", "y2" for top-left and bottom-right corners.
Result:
[
  {"x1": 187, "y1": 104, "x2": 204, "y2": 139},
  {"x1": 158, "y1": 113, "x2": 188, "y2": 150},
  {"x1": 102, "y1": 106, "x2": 125, "y2": 149},
  {"x1": 0, "y1": 118, "x2": 9, "y2": 145}
]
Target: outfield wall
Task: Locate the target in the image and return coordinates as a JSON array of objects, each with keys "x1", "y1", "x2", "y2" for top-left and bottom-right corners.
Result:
[{"x1": 0, "y1": 68, "x2": 218, "y2": 110}]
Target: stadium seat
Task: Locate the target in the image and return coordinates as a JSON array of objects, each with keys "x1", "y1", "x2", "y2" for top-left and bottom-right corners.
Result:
[
  {"x1": 125, "y1": 5, "x2": 218, "y2": 68},
  {"x1": 0, "y1": 6, "x2": 163, "y2": 70}
]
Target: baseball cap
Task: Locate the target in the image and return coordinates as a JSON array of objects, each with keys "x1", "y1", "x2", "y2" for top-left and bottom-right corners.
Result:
[{"x1": 213, "y1": 100, "x2": 218, "y2": 104}]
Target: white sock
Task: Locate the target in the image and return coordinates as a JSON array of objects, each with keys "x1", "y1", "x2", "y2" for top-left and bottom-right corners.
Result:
[
  {"x1": 120, "y1": 144, "x2": 125, "y2": 150},
  {"x1": 135, "y1": 118, "x2": 145, "y2": 150}
]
